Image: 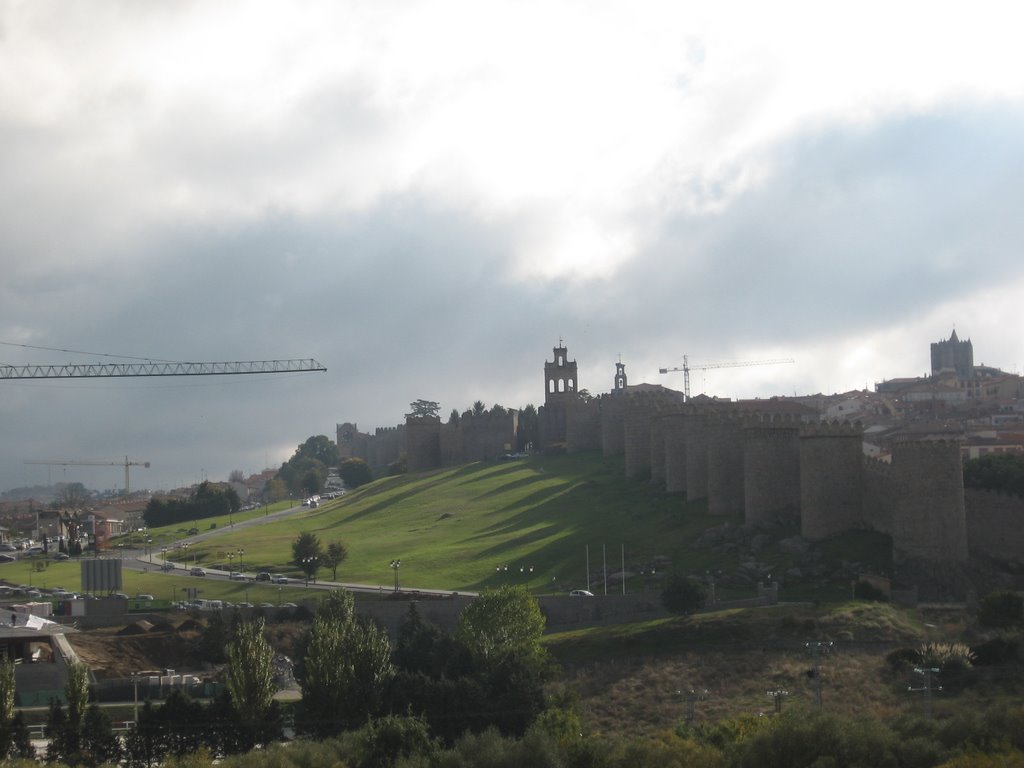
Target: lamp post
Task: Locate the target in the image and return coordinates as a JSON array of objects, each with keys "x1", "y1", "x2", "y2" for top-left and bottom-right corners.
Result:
[
  {"x1": 237, "y1": 548, "x2": 245, "y2": 572},
  {"x1": 390, "y1": 559, "x2": 401, "y2": 593},
  {"x1": 146, "y1": 537, "x2": 153, "y2": 562},
  {"x1": 520, "y1": 565, "x2": 534, "y2": 589},
  {"x1": 161, "y1": 546, "x2": 167, "y2": 564},
  {"x1": 227, "y1": 552, "x2": 235, "y2": 573}
]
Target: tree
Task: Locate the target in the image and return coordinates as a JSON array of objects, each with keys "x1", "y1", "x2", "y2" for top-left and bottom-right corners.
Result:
[
  {"x1": 299, "y1": 596, "x2": 395, "y2": 737},
  {"x1": 472, "y1": 400, "x2": 487, "y2": 416},
  {"x1": 456, "y1": 585, "x2": 547, "y2": 667},
  {"x1": 225, "y1": 618, "x2": 276, "y2": 726},
  {"x1": 339, "y1": 457, "x2": 373, "y2": 489},
  {"x1": 276, "y1": 435, "x2": 340, "y2": 495},
  {"x1": 292, "y1": 532, "x2": 322, "y2": 584},
  {"x1": 228, "y1": 469, "x2": 245, "y2": 483},
  {"x1": 0, "y1": 658, "x2": 13, "y2": 725},
  {"x1": 323, "y1": 541, "x2": 349, "y2": 581},
  {"x1": 407, "y1": 399, "x2": 441, "y2": 418},
  {"x1": 81, "y1": 703, "x2": 122, "y2": 767},
  {"x1": 0, "y1": 658, "x2": 14, "y2": 758},
  {"x1": 661, "y1": 571, "x2": 707, "y2": 615}
]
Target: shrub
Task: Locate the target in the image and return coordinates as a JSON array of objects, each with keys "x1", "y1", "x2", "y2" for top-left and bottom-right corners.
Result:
[
  {"x1": 972, "y1": 634, "x2": 1020, "y2": 666},
  {"x1": 978, "y1": 590, "x2": 1024, "y2": 629},
  {"x1": 919, "y1": 642, "x2": 976, "y2": 671}
]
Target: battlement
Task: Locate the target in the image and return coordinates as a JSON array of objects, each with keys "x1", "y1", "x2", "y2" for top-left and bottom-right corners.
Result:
[{"x1": 800, "y1": 419, "x2": 863, "y2": 438}]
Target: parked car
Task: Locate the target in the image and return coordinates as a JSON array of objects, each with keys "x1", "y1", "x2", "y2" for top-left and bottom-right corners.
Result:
[
  {"x1": 0, "y1": 555, "x2": 15, "y2": 563},
  {"x1": 190, "y1": 567, "x2": 207, "y2": 577},
  {"x1": 136, "y1": 594, "x2": 155, "y2": 601},
  {"x1": 53, "y1": 552, "x2": 70, "y2": 561},
  {"x1": 256, "y1": 571, "x2": 271, "y2": 582},
  {"x1": 569, "y1": 589, "x2": 595, "y2": 597}
]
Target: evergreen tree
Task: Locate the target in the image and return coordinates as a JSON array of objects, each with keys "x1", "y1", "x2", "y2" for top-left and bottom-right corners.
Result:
[{"x1": 81, "y1": 703, "x2": 122, "y2": 767}]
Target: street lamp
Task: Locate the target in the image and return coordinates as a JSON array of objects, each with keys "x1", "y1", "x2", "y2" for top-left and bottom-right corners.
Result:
[
  {"x1": 161, "y1": 546, "x2": 167, "y2": 564},
  {"x1": 227, "y1": 552, "x2": 235, "y2": 572},
  {"x1": 302, "y1": 556, "x2": 315, "y2": 587},
  {"x1": 390, "y1": 559, "x2": 401, "y2": 593},
  {"x1": 237, "y1": 548, "x2": 245, "y2": 572}
]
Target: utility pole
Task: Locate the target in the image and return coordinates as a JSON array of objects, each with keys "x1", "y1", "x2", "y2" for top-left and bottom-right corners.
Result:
[
  {"x1": 805, "y1": 641, "x2": 834, "y2": 709},
  {"x1": 678, "y1": 688, "x2": 709, "y2": 724},
  {"x1": 767, "y1": 689, "x2": 789, "y2": 714},
  {"x1": 909, "y1": 667, "x2": 942, "y2": 717}
]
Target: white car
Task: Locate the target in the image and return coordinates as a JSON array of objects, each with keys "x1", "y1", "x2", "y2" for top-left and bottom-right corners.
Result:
[
  {"x1": 270, "y1": 574, "x2": 289, "y2": 584},
  {"x1": 229, "y1": 571, "x2": 246, "y2": 581},
  {"x1": 569, "y1": 589, "x2": 595, "y2": 597}
]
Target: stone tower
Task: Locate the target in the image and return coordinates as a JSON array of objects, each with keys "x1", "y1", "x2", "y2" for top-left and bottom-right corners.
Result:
[
  {"x1": 890, "y1": 433, "x2": 968, "y2": 562},
  {"x1": 800, "y1": 420, "x2": 864, "y2": 540},
  {"x1": 613, "y1": 361, "x2": 627, "y2": 392},
  {"x1": 930, "y1": 329, "x2": 973, "y2": 378},
  {"x1": 742, "y1": 415, "x2": 801, "y2": 527},
  {"x1": 541, "y1": 342, "x2": 578, "y2": 450}
]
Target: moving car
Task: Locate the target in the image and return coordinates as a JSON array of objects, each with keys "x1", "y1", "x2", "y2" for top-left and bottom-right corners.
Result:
[
  {"x1": 270, "y1": 574, "x2": 289, "y2": 584},
  {"x1": 569, "y1": 589, "x2": 595, "y2": 597},
  {"x1": 255, "y1": 571, "x2": 271, "y2": 582},
  {"x1": 229, "y1": 571, "x2": 246, "y2": 581},
  {"x1": 190, "y1": 566, "x2": 207, "y2": 577}
]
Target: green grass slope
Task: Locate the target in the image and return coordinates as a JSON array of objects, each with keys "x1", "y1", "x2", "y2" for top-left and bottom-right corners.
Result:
[{"x1": 169, "y1": 452, "x2": 728, "y2": 594}]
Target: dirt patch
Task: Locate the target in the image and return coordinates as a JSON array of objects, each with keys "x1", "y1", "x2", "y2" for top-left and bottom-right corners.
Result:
[
  {"x1": 66, "y1": 625, "x2": 207, "y2": 679},
  {"x1": 65, "y1": 620, "x2": 310, "y2": 681}
]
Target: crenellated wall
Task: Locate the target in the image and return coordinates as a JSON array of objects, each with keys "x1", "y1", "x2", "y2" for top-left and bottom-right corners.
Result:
[
  {"x1": 684, "y1": 412, "x2": 710, "y2": 501},
  {"x1": 566, "y1": 399, "x2": 602, "y2": 454},
  {"x1": 706, "y1": 413, "x2": 745, "y2": 516},
  {"x1": 662, "y1": 413, "x2": 688, "y2": 495},
  {"x1": 406, "y1": 416, "x2": 443, "y2": 473},
  {"x1": 600, "y1": 394, "x2": 626, "y2": 456},
  {"x1": 965, "y1": 488, "x2": 1024, "y2": 565}
]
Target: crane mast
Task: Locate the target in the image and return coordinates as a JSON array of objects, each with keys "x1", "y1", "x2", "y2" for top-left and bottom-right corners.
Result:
[
  {"x1": 659, "y1": 355, "x2": 794, "y2": 399},
  {"x1": 24, "y1": 457, "x2": 151, "y2": 495}
]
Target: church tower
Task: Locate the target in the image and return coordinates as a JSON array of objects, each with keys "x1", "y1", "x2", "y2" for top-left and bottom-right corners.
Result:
[
  {"x1": 930, "y1": 329, "x2": 973, "y2": 378},
  {"x1": 541, "y1": 342, "x2": 578, "y2": 449},
  {"x1": 613, "y1": 361, "x2": 627, "y2": 393}
]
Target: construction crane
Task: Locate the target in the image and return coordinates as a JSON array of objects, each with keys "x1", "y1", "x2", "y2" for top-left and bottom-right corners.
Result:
[
  {"x1": 659, "y1": 355, "x2": 795, "y2": 399},
  {"x1": 24, "y1": 457, "x2": 151, "y2": 495},
  {"x1": 0, "y1": 358, "x2": 325, "y2": 379}
]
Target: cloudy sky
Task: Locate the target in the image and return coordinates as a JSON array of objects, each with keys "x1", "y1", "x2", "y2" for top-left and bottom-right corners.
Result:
[{"x1": 3, "y1": 1, "x2": 1023, "y2": 493}]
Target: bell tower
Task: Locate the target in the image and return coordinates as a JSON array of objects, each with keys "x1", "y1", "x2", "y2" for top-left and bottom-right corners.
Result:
[{"x1": 541, "y1": 341, "x2": 578, "y2": 449}]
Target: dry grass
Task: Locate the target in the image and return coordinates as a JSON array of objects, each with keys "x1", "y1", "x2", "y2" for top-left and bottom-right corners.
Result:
[{"x1": 547, "y1": 601, "x2": 1003, "y2": 737}]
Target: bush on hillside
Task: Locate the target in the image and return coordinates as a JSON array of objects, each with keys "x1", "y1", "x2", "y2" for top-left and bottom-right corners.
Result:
[
  {"x1": 978, "y1": 590, "x2": 1024, "y2": 628},
  {"x1": 661, "y1": 572, "x2": 707, "y2": 615}
]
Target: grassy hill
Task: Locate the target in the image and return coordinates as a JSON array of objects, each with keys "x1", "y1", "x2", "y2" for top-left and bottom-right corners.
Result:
[
  {"x1": 17, "y1": 450, "x2": 894, "y2": 603},
  {"x1": 153, "y1": 452, "x2": 737, "y2": 594}
]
